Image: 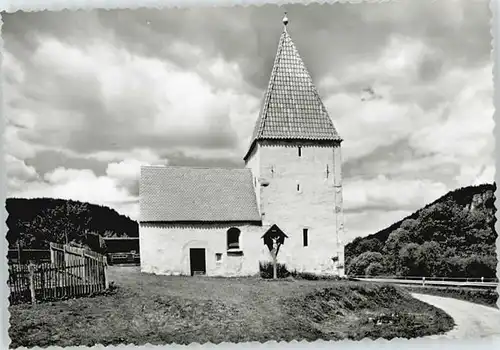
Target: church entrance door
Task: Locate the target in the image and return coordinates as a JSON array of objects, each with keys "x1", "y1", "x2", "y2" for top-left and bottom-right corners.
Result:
[{"x1": 189, "y1": 248, "x2": 206, "y2": 276}]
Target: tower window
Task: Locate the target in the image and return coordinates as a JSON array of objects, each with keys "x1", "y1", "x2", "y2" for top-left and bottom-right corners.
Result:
[
  {"x1": 296, "y1": 183, "x2": 300, "y2": 192},
  {"x1": 303, "y1": 228, "x2": 309, "y2": 247},
  {"x1": 298, "y1": 147, "x2": 302, "y2": 157},
  {"x1": 326, "y1": 164, "x2": 330, "y2": 179},
  {"x1": 215, "y1": 253, "x2": 222, "y2": 262}
]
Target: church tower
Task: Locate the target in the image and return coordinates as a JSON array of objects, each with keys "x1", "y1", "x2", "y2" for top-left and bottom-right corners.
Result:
[{"x1": 244, "y1": 14, "x2": 345, "y2": 276}]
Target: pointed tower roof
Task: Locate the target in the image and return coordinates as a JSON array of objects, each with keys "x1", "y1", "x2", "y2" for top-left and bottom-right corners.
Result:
[{"x1": 244, "y1": 14, "x2": 342, "y2": 161}]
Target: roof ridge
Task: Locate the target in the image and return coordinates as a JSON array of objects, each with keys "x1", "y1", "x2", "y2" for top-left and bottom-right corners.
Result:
[
  {"x1": 250, "y1": 31, "x2": 286, "y2": 142},
  {"x1": 141, "y1": 165, "x2": 249, "y2": 171},
  {"x1": 259, "y1": 30, "x2": 286, "y2": 139}
]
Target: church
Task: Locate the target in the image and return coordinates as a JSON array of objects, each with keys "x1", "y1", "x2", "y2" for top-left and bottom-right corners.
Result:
[{"x1": 139, "y1": 14, "x2": 345, "y2": 277}]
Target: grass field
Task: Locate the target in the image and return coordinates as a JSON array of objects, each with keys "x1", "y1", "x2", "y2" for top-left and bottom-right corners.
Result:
[{"x1": 9, "y1": 266, "x2": 454, "y2": 347}]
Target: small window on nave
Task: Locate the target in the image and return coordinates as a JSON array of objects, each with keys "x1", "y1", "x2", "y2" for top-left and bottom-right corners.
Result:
[{"x1": 227, "y1": 227, "x2": 241, "y2": 250}]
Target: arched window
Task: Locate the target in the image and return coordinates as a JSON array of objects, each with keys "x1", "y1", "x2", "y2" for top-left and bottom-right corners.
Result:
[{"x1": 227, "y1": 227, "x2": 241, "y2": 250}]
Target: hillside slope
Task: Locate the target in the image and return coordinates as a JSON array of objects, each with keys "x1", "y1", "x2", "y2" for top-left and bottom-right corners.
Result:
[
  {"x1": 345, "y1": 183, "x2": 497, "y2": 278},
  {"x1": 6, "y1": 198, "x2": 138, "y2": 249}
]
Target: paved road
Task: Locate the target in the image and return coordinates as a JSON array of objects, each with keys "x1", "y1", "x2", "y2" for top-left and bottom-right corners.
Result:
[{"x1": 411, "y1": 293, "x2": 500, "y2": 339}]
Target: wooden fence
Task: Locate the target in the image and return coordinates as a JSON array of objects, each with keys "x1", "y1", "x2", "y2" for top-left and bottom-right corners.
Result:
[
  {"x1": 50, "y1": 242, "x2": 104, "y2": 266},
  {"x1": 8, "y1": 244, "x2": 109, "y2": 305}
]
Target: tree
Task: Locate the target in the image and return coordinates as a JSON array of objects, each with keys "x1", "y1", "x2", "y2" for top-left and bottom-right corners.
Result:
[
  {"x1": 13, "y1": 202, "x2": 92, "y2": 249},
  {"x1": 383, "y1": 229, "x2": 411, "y2": 273},
  {"x1": 398, "y1": 243, "x2": 420, "y2": 276},
  {"x1": 400, "y1": 218, "x2": 418, "y2": 232},
  {"x1": 365, "y1": 262, "x2": 385, "y2": 276},
  {"x1": 357, "y1": 238, "x2": 383, "y2": 254},
  {"x1": 384, "y1": 229, "x2": 411, "y2": 253},
  {"x1": 345, "y1": 184, "x2": 497, "y2": 279},
  {"x1": 415, "y1": 241, "x2": 443, "y2": 276}
]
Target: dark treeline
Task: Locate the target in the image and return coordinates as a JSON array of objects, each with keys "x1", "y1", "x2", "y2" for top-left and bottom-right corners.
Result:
[
  {"x1": 345, "y1": 184, "x2": 497, "y2": 278},
  {"x1": 6, "y1": 198, "x2": 139, "y2": 250}
]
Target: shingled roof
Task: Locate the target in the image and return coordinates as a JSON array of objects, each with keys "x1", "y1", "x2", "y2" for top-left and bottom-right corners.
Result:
[
  {"x1": 244, "y1": 22, "x2": 341, "y2": 161},
  {"x1": 140, "y1": 166, "x2": 261, "y2": 223}
]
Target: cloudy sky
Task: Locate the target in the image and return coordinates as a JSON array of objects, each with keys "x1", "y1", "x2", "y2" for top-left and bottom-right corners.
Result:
[{"x1": 3, "y1": 0, "x2": 494, "y2": 242}]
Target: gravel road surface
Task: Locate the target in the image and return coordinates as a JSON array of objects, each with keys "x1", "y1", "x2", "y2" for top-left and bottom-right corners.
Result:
[{"x1": 411, "y1": 293, "x2": 500, "y2": 339}]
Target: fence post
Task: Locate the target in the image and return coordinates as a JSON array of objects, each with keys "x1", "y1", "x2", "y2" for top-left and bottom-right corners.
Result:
[
  {"x1": 64, "y1": 245, "x2": 68, "y2": 265},
  {"x1": 17, "y1": 241, "x2": 22, "y2": 265},
  {"x1": 81, "y1": 250, "x2": 87, "y2": 282},
  {"x1": 104, "y1": 256, "x2": 109, "y2": 289},
  {"x1": 28, "y1": 263, "x2": 36, "y2": 304},
  {"x1": 50, "y1": 243, "x2": 55, "y2": 264},
  {"x1": 422, "y1": 277, "x2": 425, "y2": 286}
]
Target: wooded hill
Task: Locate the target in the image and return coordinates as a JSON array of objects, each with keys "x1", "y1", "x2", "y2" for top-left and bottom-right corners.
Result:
[
  {"x1": 6, "y1": 198, "x2": 138, "y2": 250},
  {"x1": 345, "y1": 183, "x2": 497, "y2": 278}
]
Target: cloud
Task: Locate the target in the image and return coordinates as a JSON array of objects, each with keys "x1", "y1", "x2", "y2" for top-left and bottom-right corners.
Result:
[
  {"x1": 14, "y1": 166, "x2": 139, "y2": 219},
  {"x1": 106, "y1": 159, "x2": 156, "y2": 196},
  {"x1": 3, "y1": 0, "x2": 494, "y2": 240},
  {"x1": 106, "y1": 159, "x2": 151, "y2": 181},
  {"x1": 5, "y1": 29, "x2": 261, "y2": 172},
  {"x1": 27, "y1": 35, "x2": 258, "y2": 154},
  {"x1": 344, "y1": 209, "x2": 413, "y2": 243},
  {"x1": 6, "y1": 155, "x2": 37, "y2": 180},
  {"x1": 344, "y1": 175, "x2": 449, "y2": 214},
  {"x1": 6, "y1": 155, "x2": 39, "y2": 193},
  {"x1": 326, "y1": 92, "x2": 426, "y2": 161},
  {"x1": 473, "y1": 165, "x2": 495, "y2": 185}
]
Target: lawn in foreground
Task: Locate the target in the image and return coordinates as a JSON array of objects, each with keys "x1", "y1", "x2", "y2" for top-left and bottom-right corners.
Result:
[{"x1": 9, "y1": 266, "x2": 454, "y2": 347}]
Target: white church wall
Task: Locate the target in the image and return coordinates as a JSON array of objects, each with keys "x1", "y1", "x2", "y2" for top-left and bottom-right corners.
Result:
[
  {"x1": 247, "y1": 140, "x2": 345, "y2": 276},
  {"x1": 245, "y1": 144, "x2": 261, "y2": 213},
  {"x1": 139, "y1": 223, "x2": 270, "y2": 276}
]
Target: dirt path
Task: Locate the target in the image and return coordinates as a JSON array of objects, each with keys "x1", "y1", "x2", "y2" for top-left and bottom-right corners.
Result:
[{"x1": 411, "y1": 293, "x2": 500, "y2": 339}]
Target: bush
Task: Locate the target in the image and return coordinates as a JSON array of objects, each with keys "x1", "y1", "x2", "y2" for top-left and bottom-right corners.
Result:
[
  {"x1": 464, "y1": 255, "x2": 497, "y2": 278},
  {"x1": 259, "y1": 261, "x2": 291, "y2": 279},
  {"x1": 347, "y1": 252, "x2": 384, "y2": 276},
  {"x1": 294, "y1": 272, "x2": 320, "y2": 280},
  {"x1": 259, "y1": 262, "x2": 344, "y2": 281},
  {"x1": 294, "y1": 272, "x2": 343, "y2": 281}
]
